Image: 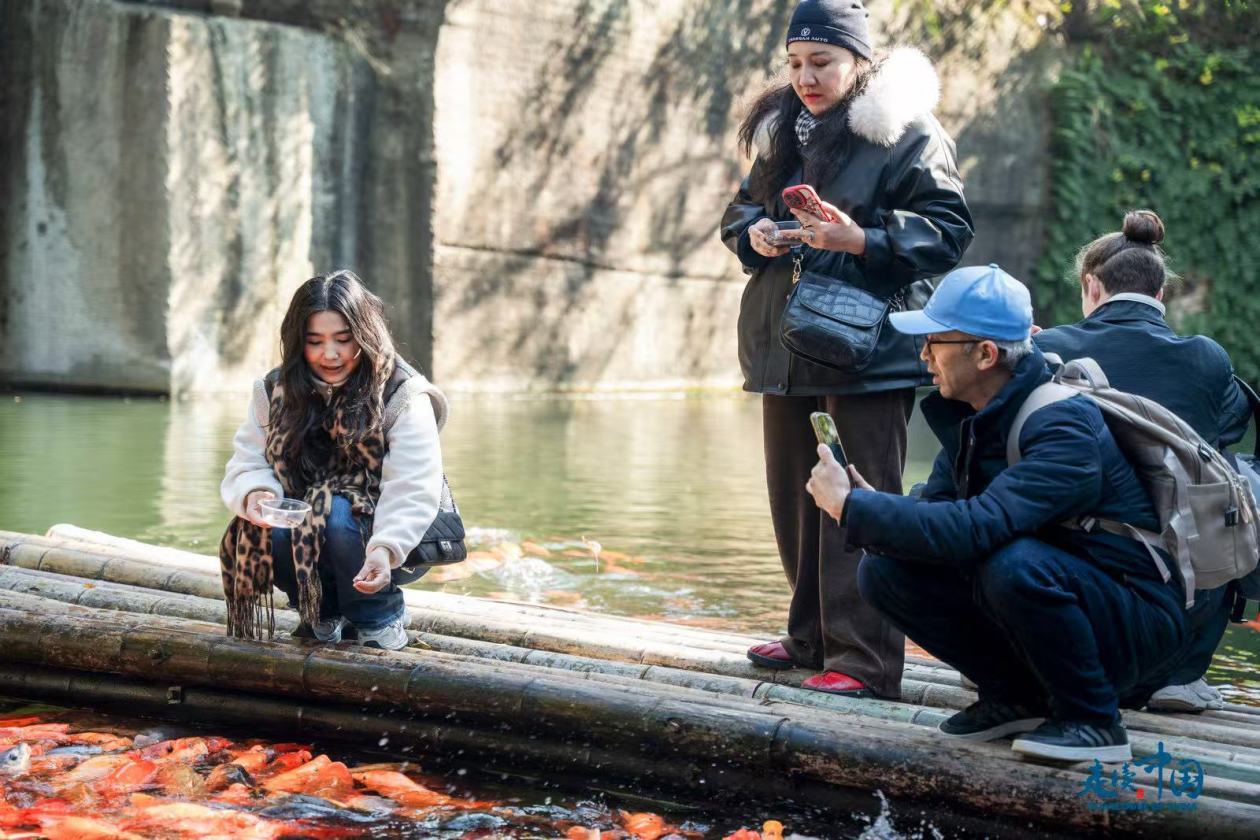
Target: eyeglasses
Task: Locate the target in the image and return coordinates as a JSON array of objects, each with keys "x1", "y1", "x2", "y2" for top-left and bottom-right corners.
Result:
[{"x1": 922, "y1": 337, "x2": 976, "y2": 352}]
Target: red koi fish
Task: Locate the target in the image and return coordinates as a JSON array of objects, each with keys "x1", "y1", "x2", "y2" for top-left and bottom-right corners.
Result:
[
  {"x1": 351, "y1": 768, "x2": 489, "y2": 810},
  {"x1": 262, "y1": 755, "x2": 356, "y2": 801}
]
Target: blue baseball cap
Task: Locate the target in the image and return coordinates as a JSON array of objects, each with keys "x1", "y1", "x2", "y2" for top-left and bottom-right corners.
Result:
[{"x1": 889, "y1": 263, "x2": 1033, "y2": 342}]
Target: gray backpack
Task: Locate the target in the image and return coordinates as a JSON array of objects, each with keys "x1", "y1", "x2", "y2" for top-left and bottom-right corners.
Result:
[{"x1": 1007, "y1": 355, "x2": 1260, "y2": 608}]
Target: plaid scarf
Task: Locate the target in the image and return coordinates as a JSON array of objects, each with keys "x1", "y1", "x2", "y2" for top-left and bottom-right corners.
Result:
[
  {"x1": 218, "y1": 377, "x2": 388, "y2": 639},
  {"x1": 795, "y1": 109, "x2": 822, "y2": 149}
]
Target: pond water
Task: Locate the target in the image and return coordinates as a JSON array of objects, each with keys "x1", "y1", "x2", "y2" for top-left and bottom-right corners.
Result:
[{"x1": 0, "y1": 390, "x2": 1257, "y2": 706}]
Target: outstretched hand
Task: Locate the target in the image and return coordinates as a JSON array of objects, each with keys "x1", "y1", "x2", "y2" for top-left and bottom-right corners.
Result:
[{"x1": 353, "y1": 548, "x2": 392, "y2": 594}]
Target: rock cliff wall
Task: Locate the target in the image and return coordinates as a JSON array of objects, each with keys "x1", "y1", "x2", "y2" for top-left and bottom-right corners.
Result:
[
  {"x1": 0, "y1": 0, "x2": 441, "y2": 394},
  {"x1": 1, "y1": 0, "x2": 1058, "y2": 394}
]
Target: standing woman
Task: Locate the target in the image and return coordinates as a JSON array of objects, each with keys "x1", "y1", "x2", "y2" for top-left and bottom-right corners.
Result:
[
  {"x1": 720, "y1": 0, "x2": 973, "y2": 697},
  {"x1": 219, "y1": 271, "x2": 446, "y2": 650}
]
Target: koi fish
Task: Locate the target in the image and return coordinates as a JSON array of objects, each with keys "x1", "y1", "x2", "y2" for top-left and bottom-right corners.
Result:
[
  {"x1": 349, "y1": 768, "x2": 465, "y2": 809},
  {"x1": 117, "y1": 799, "x2": 291, "y2": 839},
  {"x1": 262, "y1": 755, "x2": 356, "y2": 801},
  {"x1": 128, "y1": 736, "x2": 210, "y2": 764},
  {"x1": 620, "y1": 809, "x2": 671, "y2": 840},
  {"x1": 1, "y1": 742, "x2": 31, "y2": 775}
]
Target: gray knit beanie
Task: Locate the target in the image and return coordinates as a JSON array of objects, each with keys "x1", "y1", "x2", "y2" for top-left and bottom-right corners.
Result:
[{"x1": 785, "y1": 0, "x2": 872, "y2": 62}]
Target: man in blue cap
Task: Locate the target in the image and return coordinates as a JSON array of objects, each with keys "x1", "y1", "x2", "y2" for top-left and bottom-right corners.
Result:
[{"x1": 805, "y1": 264, "x2": 1187, "y2": 763}]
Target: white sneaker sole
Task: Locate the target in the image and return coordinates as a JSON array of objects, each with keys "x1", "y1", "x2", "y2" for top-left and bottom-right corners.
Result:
[
  {"x1": 1011, "y1": 737, "x2": 1132, "y2": 763},
  {"x1": 939, "y1": 717, "x2": 1044, "y2": 741}
]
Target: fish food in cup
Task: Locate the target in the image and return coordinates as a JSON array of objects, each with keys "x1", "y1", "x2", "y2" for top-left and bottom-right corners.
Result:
[{"x1": 258, "y1": 498, "x2": 312, "y2": 528}]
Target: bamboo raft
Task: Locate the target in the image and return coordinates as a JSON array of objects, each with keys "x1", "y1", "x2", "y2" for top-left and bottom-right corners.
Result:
[{"x1": 3, "y1": 527, "x2": 1260, "y2": 837}]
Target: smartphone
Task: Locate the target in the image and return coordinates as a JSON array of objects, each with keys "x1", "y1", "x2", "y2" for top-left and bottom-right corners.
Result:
[
  {"x1": 810, "y1": 412, "x2": 848, "y2": 466},
  {"x1": 764, "y1": 220, "x2": 802, "y2": 247},
  {"x1": 782, "y1": 184, "x2": 837, "y2": 222}
]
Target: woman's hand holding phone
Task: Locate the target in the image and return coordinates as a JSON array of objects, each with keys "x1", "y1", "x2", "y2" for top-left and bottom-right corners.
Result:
[
  {"x1": 749, "y1": 218, "x2": 793, "y2": 258},
  {"x1": 781, "y1": 200, "x2": 867, "y2": 256}
]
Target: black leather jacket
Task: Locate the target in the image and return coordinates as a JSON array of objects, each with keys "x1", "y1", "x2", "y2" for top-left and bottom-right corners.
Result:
[{"x1": 720, "y1": 58, "x2": 974, "y2": 396}]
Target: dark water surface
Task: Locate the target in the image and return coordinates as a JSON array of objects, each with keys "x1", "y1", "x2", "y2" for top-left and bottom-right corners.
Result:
[{"x1": 0, "y1": 390, "x2": 1256, "y2": 706}]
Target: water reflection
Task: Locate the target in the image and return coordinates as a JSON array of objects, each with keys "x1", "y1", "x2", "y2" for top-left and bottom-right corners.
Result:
[{"x1": 0, "y1": 391, "x2": 1256, "y2": 702}]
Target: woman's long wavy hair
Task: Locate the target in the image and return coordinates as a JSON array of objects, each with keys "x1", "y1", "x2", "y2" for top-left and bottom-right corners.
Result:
[
  {"x1": 274, "y1": 270, "x2": 396, "y2": 478},
  {"x1": 736, "y1": 55, "x2": 877, "y2": 204}
]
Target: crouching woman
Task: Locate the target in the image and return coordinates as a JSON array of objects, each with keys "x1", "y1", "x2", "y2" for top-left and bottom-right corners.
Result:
[{"x1": 219, "y1": 270, "x2": 447, "y2": 650}]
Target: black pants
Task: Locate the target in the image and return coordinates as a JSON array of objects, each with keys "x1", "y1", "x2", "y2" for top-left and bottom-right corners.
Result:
[
  {"x1": 1166, "y1": 582, "x2": 1233, "y2": 685},
  {"x1": 762, "y1": 389, "x2": 915, "y2": 698},
  {"x1": 858, "y1": 539, "x2": 1187, "y2": 724}
]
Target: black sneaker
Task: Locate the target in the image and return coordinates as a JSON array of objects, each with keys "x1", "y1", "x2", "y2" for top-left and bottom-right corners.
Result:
[
  {"x1": 1012, "y1": 719, "x2": 1131, "y2": 763},
  {"x1": 938, "y1": 700, "x2": 1046, "y2": 741}
]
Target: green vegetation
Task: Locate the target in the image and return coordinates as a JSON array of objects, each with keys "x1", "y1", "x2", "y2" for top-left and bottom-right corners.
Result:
[{"x1": 1039, "y1": 1, "x2": 1260, "y2": 380}]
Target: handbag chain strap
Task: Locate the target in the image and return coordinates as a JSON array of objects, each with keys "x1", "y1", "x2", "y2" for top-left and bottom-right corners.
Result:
[{"x1": 791, "y1": 247, "x2": 910, "y2": 310}]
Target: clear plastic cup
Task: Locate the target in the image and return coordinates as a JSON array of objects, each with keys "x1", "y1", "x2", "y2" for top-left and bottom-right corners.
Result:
[
  {"x1": 766, "y1": 220, "x2": 802, "y2": 246},
  {"x1": 258, "y1": 498, "x2": 311, "y2": 529}
]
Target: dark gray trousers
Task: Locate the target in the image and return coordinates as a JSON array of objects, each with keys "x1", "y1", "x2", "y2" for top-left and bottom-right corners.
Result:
[{"x1": 762, "y1": 389, "x2": 915, "y2": 698}]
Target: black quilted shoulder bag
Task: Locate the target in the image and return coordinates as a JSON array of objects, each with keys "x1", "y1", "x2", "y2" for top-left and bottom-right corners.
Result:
[
  {"x1": 399, "y1": 474, "x2": 467, "y2": 572},
  {"x1": 779, "y1": 250, "x2": 902, "y2": 372}
]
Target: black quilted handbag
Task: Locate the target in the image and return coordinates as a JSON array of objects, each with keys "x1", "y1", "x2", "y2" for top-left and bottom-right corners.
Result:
[
  {"x1": 399, "y1": 475, "x2": 467, "y2": 572},
  {"x1": 779, "y1": 251, "x2": 900, "y2": 372}
]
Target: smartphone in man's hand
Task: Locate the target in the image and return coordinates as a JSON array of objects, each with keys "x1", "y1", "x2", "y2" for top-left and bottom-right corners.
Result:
[{"x1": 809, "y1": 411, "x2": 848, "y2": 467}]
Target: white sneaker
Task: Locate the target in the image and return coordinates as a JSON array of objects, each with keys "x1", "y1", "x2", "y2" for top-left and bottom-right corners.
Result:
[
  {"x1": 311, "y1": 616, "x2": 347, "y2": 643},
  {"x1": 1146, "y1": 678, "x2": 1225, "y2": 713},
  {"x1": 354, "y1": 615, "x2": 410, "y2": 651}
]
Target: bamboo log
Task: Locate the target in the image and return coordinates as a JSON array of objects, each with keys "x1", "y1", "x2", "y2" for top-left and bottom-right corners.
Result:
[
  {"x1": 29, "y1": 528, "x2": 1260, "y2": 720},
  {"x1": 7, "y1": 572, "x2": 1258, "y2": 784},
  {"x1": 7, "y1": 551, "x2": 1260, "y2": 760},
  {"x1": 19, "y1": 533, "x2": 1260, "y2": 723},
  {"x1": 4, "y1": 601, "x2": 1260, "y2": 835}
]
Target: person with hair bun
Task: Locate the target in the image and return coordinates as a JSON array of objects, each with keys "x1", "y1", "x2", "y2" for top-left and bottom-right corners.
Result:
[{"x1": 1034, "y1": 210, "x2": 1250, "y2": 712}]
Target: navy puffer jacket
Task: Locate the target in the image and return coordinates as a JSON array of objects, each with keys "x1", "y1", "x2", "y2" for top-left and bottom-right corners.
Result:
[{"x1": 845, "y1": 349, "x2": 1184, "y2": 602}]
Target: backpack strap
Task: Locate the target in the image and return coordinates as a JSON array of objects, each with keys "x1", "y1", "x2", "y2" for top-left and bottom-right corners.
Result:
[
  {"x1": 1234, "y1": 374, "x2": 1260, "y2": 459},
  {"x1": 1006, "y1": 382, "x2": 1078, "y2": 466},
  {"x1": 1060, "y1": 357, "x2": 1110, "y2": 390}
]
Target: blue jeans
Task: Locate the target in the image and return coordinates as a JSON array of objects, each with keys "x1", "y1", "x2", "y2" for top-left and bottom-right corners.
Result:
[
  {"x1": 270, "y1": 494, "x2": 424, "y2": 630},
  {"x1": 857, "y1": 537, "x2": 1187, "y2": 724}
]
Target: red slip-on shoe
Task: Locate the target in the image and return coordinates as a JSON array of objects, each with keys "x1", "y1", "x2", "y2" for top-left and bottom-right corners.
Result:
[
  {"x1": 747, "y1": 641, "x2": 796, "y2": 670},
  {"x1": 801, "y1": 671, "x2": 875, "y2": 697}
]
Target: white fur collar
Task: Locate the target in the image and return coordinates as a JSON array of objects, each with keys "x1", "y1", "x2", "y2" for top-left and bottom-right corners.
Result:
[
  {"x1": 847, "y1": 47, "x2": 940, "y2": 147},
  {"x1": 753, "y1": 47, "x2": 940, "y2": 156}
]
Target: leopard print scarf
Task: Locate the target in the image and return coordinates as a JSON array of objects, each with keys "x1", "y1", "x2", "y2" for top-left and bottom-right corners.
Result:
[{"x1": 219, "y1": 376, "x2": 388, "y2": 639}]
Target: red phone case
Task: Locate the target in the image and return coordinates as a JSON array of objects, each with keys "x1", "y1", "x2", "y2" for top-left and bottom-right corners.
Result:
[{"x1": 782, "y1": 185, "x2": 836, "y2": 222}]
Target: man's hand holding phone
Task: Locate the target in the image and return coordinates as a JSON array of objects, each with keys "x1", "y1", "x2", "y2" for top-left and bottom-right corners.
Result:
[{"x1": 807, "y1": 444, "x2": 851, "y2": 521}]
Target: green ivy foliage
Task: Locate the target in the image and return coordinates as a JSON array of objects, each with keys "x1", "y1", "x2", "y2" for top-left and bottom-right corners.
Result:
[{"x1": 1038, "y1": 1, "x2": 1260, "y2": 381}]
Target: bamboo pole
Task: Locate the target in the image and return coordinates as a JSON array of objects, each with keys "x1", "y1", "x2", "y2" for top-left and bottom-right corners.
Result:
[
  {"x1": 0, "y1": 603, "x2": 1256, "y2": 837},
  {"x1": 28, "y1": 528, "x2": 1260, "y2": 719},
  {"x1": 7, "y1": 548, "x2": 1260, "y2": 758},
  {"x1": 17, "y1": 532, "x2": 1260, "y2": 720},
  {"x1": 6, "y1": 563, "x2": 1258, "y2": 770}
]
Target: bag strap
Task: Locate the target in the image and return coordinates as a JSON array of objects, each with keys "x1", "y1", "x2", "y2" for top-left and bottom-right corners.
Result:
[
  {"x1": 1060, "y1": 357, "x2": 1111, "y2": 390},
  {"x1": 1233, "y1": 374, "x2": 1260, "y2": 459},
  {"x1": 1006, "y1": 382, "x2": 1078, "y2": 466}
]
